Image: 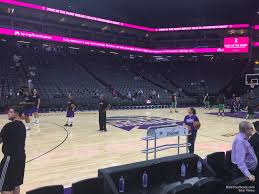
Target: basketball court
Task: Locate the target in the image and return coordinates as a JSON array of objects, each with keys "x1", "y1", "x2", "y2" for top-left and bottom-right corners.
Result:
[{"x1": 0, "y1": 108, "x2": 256, "y2": 193}]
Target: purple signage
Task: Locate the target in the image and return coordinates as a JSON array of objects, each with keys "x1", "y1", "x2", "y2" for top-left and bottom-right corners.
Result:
[
  {"x1": 106, "y1": 116, "x2": 184, "y2": 131},
  {"x1": 0, "y1": 0, "x2": 249, "y2": 32},
  {"x1": 254, "y1": 42, "x2": 259, "y2": 47},
  {"x1": 0, "y1": 27, "x2": 229, "y2": 54},
  {"x1": 255, "y1": 25, "x2": 259, "y2": 30}
]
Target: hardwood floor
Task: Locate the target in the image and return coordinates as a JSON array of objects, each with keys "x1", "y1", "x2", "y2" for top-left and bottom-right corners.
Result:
[{"x1": 0, "y1": 108, "x2": 254, "y2": 193}]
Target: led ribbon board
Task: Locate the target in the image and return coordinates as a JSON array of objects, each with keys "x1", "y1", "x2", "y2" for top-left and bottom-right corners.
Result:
[
  {"x1": 0, "y1": 27, "x2": 227, "y2": 54},
  {"x1": 0, "y1": 0, "x2": 249, "y2": 32}
]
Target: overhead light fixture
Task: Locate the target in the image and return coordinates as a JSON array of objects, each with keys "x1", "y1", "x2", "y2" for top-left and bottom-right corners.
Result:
[
  {"x1": 90, "y1": 50, "x2": 94, "y2": 52},
  {"x1": 110, "y1": 51, "x2": 118, "y2": 55},
  {"x1": 1, "y1": 39, "x2": 7, "y2": 42},
  {"x1": 42, "y1": 44, "x2": 48, "y2": 47},
  {"x1": 102, "y1": 26, "x2": 108, "y2": 31},
  {"x1": 203, "y1": 55, "x2": 213, "y2": 57},
  {"x1": 17, "y1": 40, "x2": 30, "y2": 44},
  {"x1": 60, "y1": 17, "x2": 65, "y2": 22},
  {"x1": 192, "y1": 56, "x2": 198, "y2": 58},
  {"x1": 69, "y1": 47, "x2": 79, "y2": 50},
  {"x1": 100, "y1": 51, "x2": 105, "y2": 53},
  {"x1": 179, "y1": 56, "x2": 185, "y2": 58}
]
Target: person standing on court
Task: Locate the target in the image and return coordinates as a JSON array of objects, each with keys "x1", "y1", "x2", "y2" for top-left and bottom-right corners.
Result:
[
  {"x1": 217, "y1": 93, "x2": 225, "y2": 117},
  {"x1": 203, "y1": 93, "x2": 210, "y2": 109},
  {"x1": 0, "y1": 106, "x2": 26, "y2": 194},
  {"x1": 31, "y1": 89, "x2": 41, "y2": 124},
  {"x1": 20, "y1": 90, "x2": 34, "y2": 130},
  {"x1": 184, "y1": 107, "x2": 200, "y2": 153},
  {"x1": 99, "y1": 95, "x2": 110, "y2": 132},
  {"x1": 64, "y1": 94, "x2": 76, "y2": 127},
  {"x1": 170, "y1": 93, "x2": 178, "y2": 113},
  {"x1": 231, "y1": 121, "x2": 257, "y2": 182}
]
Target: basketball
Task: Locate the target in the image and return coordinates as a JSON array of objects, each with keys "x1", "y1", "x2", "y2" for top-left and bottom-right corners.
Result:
[{"x1": 193, "y1": 121, "x2": 201, "y2": 130}]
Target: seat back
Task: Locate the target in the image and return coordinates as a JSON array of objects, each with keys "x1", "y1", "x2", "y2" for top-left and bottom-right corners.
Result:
[
  {"x1": 26, "y1": 185, "x2": 64, "y2": 194},
  {"x1": 72, "y1": 177, "x2": 104, "y2": 194},
  {"x1": 193, "y1": 177, "x2": 225, "y2": 194},
  {"x1": 206, "y1": 152, "x2": 225, "y2": 179},
  {"x1": 167, "y1": 183, "x2": 193, "y2": 194}
]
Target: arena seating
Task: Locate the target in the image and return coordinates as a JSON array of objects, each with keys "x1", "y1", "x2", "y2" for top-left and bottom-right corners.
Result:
[
  {"x1": 162, "y1": 59, "x2": 244, "y2": 96},
  {"x1": 78, "y1": 55, "x2": 172, "y2": 105},
  {"x1": 26, "y1": 152, "x2": 257, "y2": 194},
  {"x1": 0, "y1": 43, "x2": 254, "y2": 110}
]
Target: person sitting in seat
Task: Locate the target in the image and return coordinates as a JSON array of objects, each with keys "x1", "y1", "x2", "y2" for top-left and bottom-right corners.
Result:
[{"x1": 231, "y1": 121, "x2": 257, "y2": 182}]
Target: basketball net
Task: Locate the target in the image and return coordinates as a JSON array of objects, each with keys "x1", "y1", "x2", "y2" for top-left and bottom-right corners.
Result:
[{"x1": 250, "y1": 83, "x2": 255, "y2": 89}]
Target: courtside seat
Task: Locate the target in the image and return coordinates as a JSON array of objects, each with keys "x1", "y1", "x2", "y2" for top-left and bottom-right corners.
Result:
[
  {"x1": 193, "y1": 177, "x2": 225, "y2": 194},
  {"x1": 72, "y1": 177, "x2": 104, "y2": 194},
  {"x1": 224, "y1": 150, "x2": 233, "y2": 181},
  {"x1": 26, "y1": 185, "x2": 64, "y2": 194},
  {"x1": 167, "y1": 183, "x2": 193, "y2": 194},
  {"x1": 205, "y1": 152, "x2": 225, "y2": 179}
]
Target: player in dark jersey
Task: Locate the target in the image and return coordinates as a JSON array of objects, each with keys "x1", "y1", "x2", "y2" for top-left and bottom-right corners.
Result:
[
  {"x1": 64, "y1": 94, "x2": 76, "y2": 127},
  {"x1": 230, "y1": 94, "x2": 236, "y2": 113},
  {"x1": 233, "y1": 96, "x2": 241, "y2": 114},
  {"x1": 170, "y1": 93, "x2": 178, "y2": 113},
  {"x1": 203, "y1": 93, "x2": 210, "y2": 109},
  {"x1": 246, "y1": 100, "x2": 255, "y2": 120},
  {"x1": 20, "y1": 91, "x2": 34, "y2": 130},
  {"x1": 0, "y1": 106, "x2": 26, "y2": 194},
  {"x1": 99, "y1": 95, "x2": 110, "y2": 132},
  {"x1": 217, "y1": 93, "x2": 225, "y2": 117},
  {"x1": 31, "y1": 89, "x2": 41, "y2": 124}
]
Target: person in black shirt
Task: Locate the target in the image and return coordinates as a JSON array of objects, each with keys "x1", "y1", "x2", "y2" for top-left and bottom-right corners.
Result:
[
  {"x1": 230, "y1": 94, "x2": 236, "y2": 113},
  {"x1": 31, "y1": 89, "x2": 41, "y2": 124},
  {"x1": 217, "y1": 93, "x2": 225, "y2": 117},
  {"x1": 203, "y1": 93, "x2": 210, "y2": 109},
  {"x1": 246, "y1": 100, "x2": 255, "y2": 120},
  {"x1": 233, "y1": 96, "x2": 241, "y2": 114},
  {"x1": 20, "y1": 91, "x2": 34, "y2": 130},
  {"x1": 249, "y1": 121, "x2": 259, "y2": 191},
  {"x1": 0, "y1": 106, "x2": 26, "y2": 194},
  {"x1": 64, "y1": 94, "x2": 76, "y2": 127},
  {"x1": 99, "y1": 95, "x2": 110, "y2": 132}
]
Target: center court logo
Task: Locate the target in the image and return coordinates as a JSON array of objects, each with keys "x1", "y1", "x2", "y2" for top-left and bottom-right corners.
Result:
[{"x1": 107, "y1": 116, "x2": 184, "y2": 131}]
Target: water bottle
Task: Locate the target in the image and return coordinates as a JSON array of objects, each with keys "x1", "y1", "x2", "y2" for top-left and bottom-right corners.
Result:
[
  {"x1": 142, "y1": 171, "x2": 148, "y2": 188},
  {"x1": 197, "y1": 159, "x2": 202, "y2": 174},
  {"x1": 181, "y1": 163, "x2": 186, "y2": 178},
  {"x1": 119, "y1": 176, "x2": 125, "y2": 193}
]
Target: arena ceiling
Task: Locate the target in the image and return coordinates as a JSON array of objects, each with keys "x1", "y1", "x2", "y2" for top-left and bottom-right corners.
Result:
[{"x1": 19, "y1": 0, "x2": 258, "y2": 27}]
